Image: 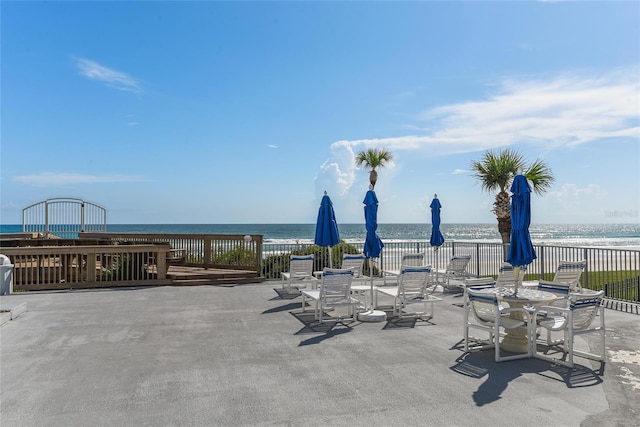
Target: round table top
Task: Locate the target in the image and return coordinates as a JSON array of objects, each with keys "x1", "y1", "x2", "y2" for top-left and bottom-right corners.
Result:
[{"x1": 476, "y1": 286, "x2": 557, "y2": 303}]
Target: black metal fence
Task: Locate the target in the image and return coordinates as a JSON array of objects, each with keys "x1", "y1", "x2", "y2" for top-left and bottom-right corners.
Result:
[{"x1": 262, "y1": 240, "x2": 640, "y2": 304}]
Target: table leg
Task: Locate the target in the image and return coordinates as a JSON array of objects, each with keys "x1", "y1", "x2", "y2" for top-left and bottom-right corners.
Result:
[{"x1": 501, "y1": 301, "x2": 530, "y2": 353}]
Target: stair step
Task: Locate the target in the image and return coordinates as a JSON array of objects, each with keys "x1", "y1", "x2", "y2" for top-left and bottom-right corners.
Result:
[
  {"x1": 166, "y1": 266, "x2": 263, "y2": 286},
  {"x1": 172, "y1": 277, "x2": 265, "y2": 286}
]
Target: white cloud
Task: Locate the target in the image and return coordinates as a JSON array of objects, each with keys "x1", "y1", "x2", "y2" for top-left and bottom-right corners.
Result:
[
  {"x1": 315, "y1": 141, "x2": 357, "y2": 197},
  {"x1": 334, "y1": 67, "x2": 639, "y2": 156},
  {"x1": 74, "y1": 57, "x2": 141, "y2": 93},
  {"x1": 317, "y1": 67, "x2": 639, "y2": 198},
  {"x1": 452, "y1": 169, "x2": 466, "y2": 175},
  {"x1": 267, "y1": 144, "x2": 278, "y2": 149},
  {"x1": 543, "y1": 183, "x2": 608, "y2": 218},
  {"x1": 12, "y1": 172, "x2": 148, "y2": 186}
]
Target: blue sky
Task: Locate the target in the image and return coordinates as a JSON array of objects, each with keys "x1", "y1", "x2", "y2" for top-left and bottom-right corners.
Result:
[{"x1": 1, "y1": 1, "x2": 639, "y2": 225}]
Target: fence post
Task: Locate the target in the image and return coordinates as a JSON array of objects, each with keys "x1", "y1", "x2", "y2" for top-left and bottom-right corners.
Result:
[
  {"x1": 157, "y1": 248, "x2": 167, "y2": 280},
  {"x1": 538, "y1": 246, "x2": 545, "y2": 281},
  {"x1": 583, "y1": 248, "x2": 589, "y2": 288},
  {"x1": 203, "y1": 236, "x2": 212, "y2": 269},
  {"x1": 87, "y1": 253, "x2": 97, "y2": 282}
]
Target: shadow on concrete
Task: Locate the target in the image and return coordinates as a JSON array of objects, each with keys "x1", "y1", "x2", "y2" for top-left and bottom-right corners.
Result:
[
  {"x1": 450, "y1": 347, "x2": 604, "y2": 407},
  {"x1": 271, "y1": 288, "x2": 300, "y2": 300}
]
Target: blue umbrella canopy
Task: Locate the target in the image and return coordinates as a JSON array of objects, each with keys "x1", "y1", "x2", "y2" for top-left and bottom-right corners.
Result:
[
  {"x1": 429, "y1": 195, "x2": 445, "y2": 248},
  {"x1": 506, "y1": 174, "x2": 537, "y2": 267},
  {"x1": 314, "y1": 192, "x2": 340, "y2": 248},
  {"x1": 363, "y1": 189, "x2": 384, "y2": 259}
]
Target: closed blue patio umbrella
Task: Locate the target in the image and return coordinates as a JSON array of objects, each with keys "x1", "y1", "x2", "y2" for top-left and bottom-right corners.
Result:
[
  {"x1": 314, "y1": 191, "x2": 340, "y2": 268},
  {"x1": 506, "y1": 174, "x2": 537, "y2": 294},
  {"x1": 429, "y1": 194, "x2": 445, "y2": 249},
  {"x1": 358, "y1": 188, "x2": 387, "y2": 322},
  {"x1": 363, "y1": 189, "x2": 384, "y2": 259},
  {"x1": 429, "y1": 194, "x2": 445, "y2": 284}
]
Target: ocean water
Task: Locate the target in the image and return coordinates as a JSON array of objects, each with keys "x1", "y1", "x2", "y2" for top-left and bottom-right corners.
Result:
[{"x1": 2, "y1": 223, "x2": 639, "y2": 248}]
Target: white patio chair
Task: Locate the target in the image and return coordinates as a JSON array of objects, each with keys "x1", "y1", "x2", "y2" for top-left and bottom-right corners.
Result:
[
  {"x1": 341, "y1": 253, "x2": 372, "y2": 309},
  {"x1": 382, "y1": 252, "x2": 425, "y2": 285},
  {"x1": 535, "y1": 280, "x2": 572, "y2": 309},
  {"x1": 340, "y1": 253, "x2": 368, "y2": 282},
  {"x1": 461, "y1": 277, "x2": 497, "y2": 341},
  {"x1": 462, "y1": 277, "x2": 496, "y2": 309},
  {"x1": 438, "y1": 255, "x2": 472, "y2": 292},
  {"x1": 531, "y1": 290, "x2": 605, "y2": 368},
  {"x1": 538, "y1": 260, "x2": 587, "y2": 292},
  {"x1": 495, "y1": 263, "x2": 526, "y2": 287},
  {"x1": 300, "y1": 268, "x2": 358, "y2": 323},
  {"x1": 464, "y1": 287, "x2": 533, "y2": 362},
  {"x1": 376, "y1": 266, "x2": 440, "y2": 320},
  {"x1": 281, "y1": 254, "x2": 317, "y2": 294},
  {"x1": 400, "y1": 252, "x2": 425, "y2": 267}
]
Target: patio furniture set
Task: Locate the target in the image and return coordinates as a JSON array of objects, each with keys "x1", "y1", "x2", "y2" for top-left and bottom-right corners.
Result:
[
  {"x1": 463, "y1": 259, "x2": 605, "y2": 368},
  {"x1": 282, "y1": 252, "x2": 453, "y2": 324},
  {"x1": 281, "y1": 253, "x2": 604, "y2": 369}
]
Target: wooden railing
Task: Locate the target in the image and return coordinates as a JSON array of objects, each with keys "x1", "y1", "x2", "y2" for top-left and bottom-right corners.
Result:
[
  {"x1": 1, "y1": 244, "x2": 172, "y2": 291},
  {"x1": 79, "y1": 232, "x2": 263, "y2": 273}
]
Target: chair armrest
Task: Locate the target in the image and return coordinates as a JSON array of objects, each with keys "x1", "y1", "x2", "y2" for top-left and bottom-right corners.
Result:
[{"x1": 532, "y1": 305, "x2": 569, "y2": 317}]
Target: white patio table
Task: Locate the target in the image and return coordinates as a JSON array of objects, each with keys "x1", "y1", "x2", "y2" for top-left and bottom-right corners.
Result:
[{"x1": 474, "y1": 286, "x2": 557, "y2": 353}]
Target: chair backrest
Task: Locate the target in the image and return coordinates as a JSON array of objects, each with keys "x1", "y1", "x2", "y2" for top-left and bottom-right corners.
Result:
[
  {"x1": 320, "y1": 268, "x2": 354, "y2": 302},
  {"x1": 568, "y1": 290, "x2": 604, "y2": 330},
  {"x1": 537, "y1": 281, "x2": 571, "y2": 297},
  {"x1": 467, "y1": 287, "x2": 499, "y2": 323},
  {"x1": 401, "y1": 253, "x2": 425, "y2": 267},
  {"x1": 341, "y1": 254, "x2": 365, "y2": 277},
  {"x1": 289, "y1": 255, "x2": 314, "y2": 278},
  {"x1": 495, "y1": 263, "x2": 526, "y2": 286},
  {"x1": 398, "y1": 266, "x2": 432, "y2": 301},
  {"x1": 445, "y1": 255, "x2": 471, "y2": 274},
  {"x1": 553, "y1": 260, "x2": 587, "y2": 290},
  {"x1": 463, "y1": 277, "x2": 496, "y2": 291},
  {"x1": 463, "y1": 277, "x2": 496, "y2": 305}
]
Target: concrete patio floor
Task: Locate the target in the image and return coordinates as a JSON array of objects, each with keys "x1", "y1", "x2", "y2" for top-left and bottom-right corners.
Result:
[{"x1": 1, "y1": 282, "x2": 639, "y2": 426}]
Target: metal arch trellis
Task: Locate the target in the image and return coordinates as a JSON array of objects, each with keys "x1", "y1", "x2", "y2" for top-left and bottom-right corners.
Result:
[{"x1": 22, "y1": 197, "x2": 107, "y2": 239}]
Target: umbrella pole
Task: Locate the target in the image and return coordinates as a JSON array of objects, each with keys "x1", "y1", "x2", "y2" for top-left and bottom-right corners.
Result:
[
  {"x1": 369, "y1": 261, "x2": 373, "y2": 310},
  {"x1": 513, "y1": 266, "x2": 521, "y2": 296},
  {"x1": 357, "y1": 258, "x2": 387, "y2": 322},
  {"x1": 434, "y1": 248, "x2": 439, "y2": 287},
  {"x1": 328, "y1": 246, "x2": 333, "y2": 269}
]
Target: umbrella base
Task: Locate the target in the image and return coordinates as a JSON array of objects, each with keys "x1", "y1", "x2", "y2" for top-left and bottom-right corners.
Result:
[{"x1": 357, "y1": 309, "x2": 387, "y2": 322}]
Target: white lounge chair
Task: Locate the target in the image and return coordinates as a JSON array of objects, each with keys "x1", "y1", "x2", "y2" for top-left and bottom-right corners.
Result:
[
  {"x1": 300, "y1": 268, "x2": 358, "y2": 323},
  {"x1": 376, "y1": 266, "x2": 440, "y2": 320},
  {"x1": 281, "y1": 254, "x2": 317, "y2": 294},
  {"x1": 437, "y1": 255, "x2": 472, "y2": 291},
  {"x1": 531, "y1": 290, "x2": 605, "y2": 368},
  {"x1": 538, "y1": 260, "x2": 587, "y2": 292}
]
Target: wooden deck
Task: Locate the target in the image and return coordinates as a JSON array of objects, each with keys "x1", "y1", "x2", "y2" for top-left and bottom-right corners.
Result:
[{"x1": 166, "y1": 266, "x2": 265, "y2": 286}]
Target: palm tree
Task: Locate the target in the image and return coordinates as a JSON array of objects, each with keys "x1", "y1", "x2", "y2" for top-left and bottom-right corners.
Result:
[
  {"x1": 355, "y1": 148, "x2": 393, "y2": 189},
  {"x1": 470, "y1": 148, "x2": 554, "y2": 246}
]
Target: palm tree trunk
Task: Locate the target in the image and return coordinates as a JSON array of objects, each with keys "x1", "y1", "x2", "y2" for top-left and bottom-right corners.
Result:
[
  {"x1": 498, "y1": 217, "x2": 511, "y2": 261},
  {"x1": 369, "y1": 170, "x2": 378, "y2": 189}
]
